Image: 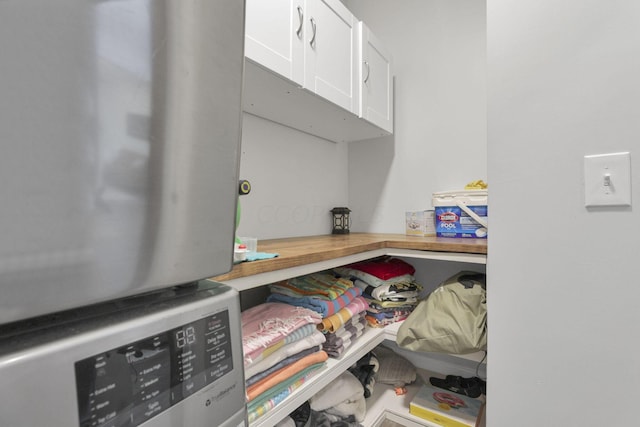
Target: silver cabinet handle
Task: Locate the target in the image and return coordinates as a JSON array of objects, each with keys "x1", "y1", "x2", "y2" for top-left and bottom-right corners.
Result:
[
  {"x1": 296, "y1": 6, "x2": 303, "y2": 38},
  {"x1": 309, "y1": 17, "x2": 317, "y2": 48},
  {"x1": 363, "y1": 61, "x2": 370, "y2": 84}
]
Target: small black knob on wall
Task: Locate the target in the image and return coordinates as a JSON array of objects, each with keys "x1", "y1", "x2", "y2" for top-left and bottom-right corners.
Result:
[{"x1": 239, "y1": 180, "x2": 251, "y2": 196}]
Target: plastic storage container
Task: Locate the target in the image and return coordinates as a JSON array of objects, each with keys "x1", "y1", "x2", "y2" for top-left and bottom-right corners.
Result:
[{"x1": 432, "y1": 190, "x2": 488, "y2": 238}]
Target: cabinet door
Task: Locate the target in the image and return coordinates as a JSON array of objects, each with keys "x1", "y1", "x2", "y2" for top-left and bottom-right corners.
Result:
[
  {"x1": 245, "y1": 0, "x2": 304, "y2": 86},
  {"x1": 359, "y1": 22, "x2": 394, "y2": 133},
  {"x1": 304, "y1": 0, "x2": 358, "y2": 114}
]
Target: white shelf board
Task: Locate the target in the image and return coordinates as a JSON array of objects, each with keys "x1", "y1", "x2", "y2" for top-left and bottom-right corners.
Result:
[
  {"x1": 250, "y1": 326, "x2": 387, "y2": 427},
  {"x1": 224, "y1": 249, "x2": 388, "y2": 292},
  {"x1": 384, "y1": 248, "x2": 487, "y2": 265},
  {"x1": 223, "y1": 248, "x2": 485, "y2": 293}
]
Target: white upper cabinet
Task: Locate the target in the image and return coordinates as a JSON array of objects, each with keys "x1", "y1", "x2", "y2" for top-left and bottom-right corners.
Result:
[
  {"x1": 243, "y1": 0, "x2": 393, "y2": 142},
  {"x1": 244, "y1": 0, "x2": 304, "y2": 86},
  {"x1": 358, "y1": 22, "x2": 394, "y2": 133},
  {"x1": 303, "y1": 0, "x2": 358, "y2": 114}
]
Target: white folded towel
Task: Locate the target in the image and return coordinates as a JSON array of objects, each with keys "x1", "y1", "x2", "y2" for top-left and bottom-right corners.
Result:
[{"x1": 309, "y1": 370, "x2": 365, "y2": 421}]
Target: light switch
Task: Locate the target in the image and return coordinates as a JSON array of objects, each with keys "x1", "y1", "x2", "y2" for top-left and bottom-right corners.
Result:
[{"x1": 584, "y1": 152, "x2": 631, "y2": 207}]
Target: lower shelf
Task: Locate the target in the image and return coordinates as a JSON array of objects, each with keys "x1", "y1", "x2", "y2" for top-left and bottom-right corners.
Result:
[
  {"x1": 362, "y1": 378, "x2": 483, "y2": 427},
  {"x1": 249, "y1": 326, "x2": 386, "y2": 427},
  {"x1": 365, "y1": 381, "x2": 438, "y2": 427},
  {"x1": 249, "y1": 322, "x2": 487, "y2": 426},
  {"x1": 365, "y1": 370, "x2": 486, "y2": 427}
]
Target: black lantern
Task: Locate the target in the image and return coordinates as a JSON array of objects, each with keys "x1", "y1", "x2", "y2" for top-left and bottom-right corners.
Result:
[{"x1": 331, "y1": 207, "x2": 351, "y2": 234}]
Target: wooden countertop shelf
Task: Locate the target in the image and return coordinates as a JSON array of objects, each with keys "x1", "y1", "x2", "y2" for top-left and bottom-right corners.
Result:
[{"x1": 212, "y1": 233, "x2": 487, "y2": 288}]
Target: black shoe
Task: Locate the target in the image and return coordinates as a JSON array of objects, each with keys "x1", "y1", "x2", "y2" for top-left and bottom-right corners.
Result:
[{"x1": 429, "y1": 375, "x2": 485, "y2": 398}]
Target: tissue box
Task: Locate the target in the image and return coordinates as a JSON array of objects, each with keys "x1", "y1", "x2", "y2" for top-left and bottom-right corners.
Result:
[{"x1": 405, "y1": 210, "x2": 436, "y2": 236}]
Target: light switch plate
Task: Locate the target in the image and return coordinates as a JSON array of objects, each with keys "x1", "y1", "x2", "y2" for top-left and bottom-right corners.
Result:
[{"x1": 584, "y1": 152, "x2": 631, "y2": 207}]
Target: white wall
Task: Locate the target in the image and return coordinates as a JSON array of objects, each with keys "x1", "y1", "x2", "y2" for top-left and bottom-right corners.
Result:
[
  {"x1": 488, "y1": 1, "x2": 640, "y2": 426},
  {"x1": 237, "y1": 114, "x2": 349, "y2": 240},
  {"x1": 239, "y1": 0, "x2": 487, "y2": 239},
  {"x1": 346, "y1": 0, "x2": 487, "y2": 233}
]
